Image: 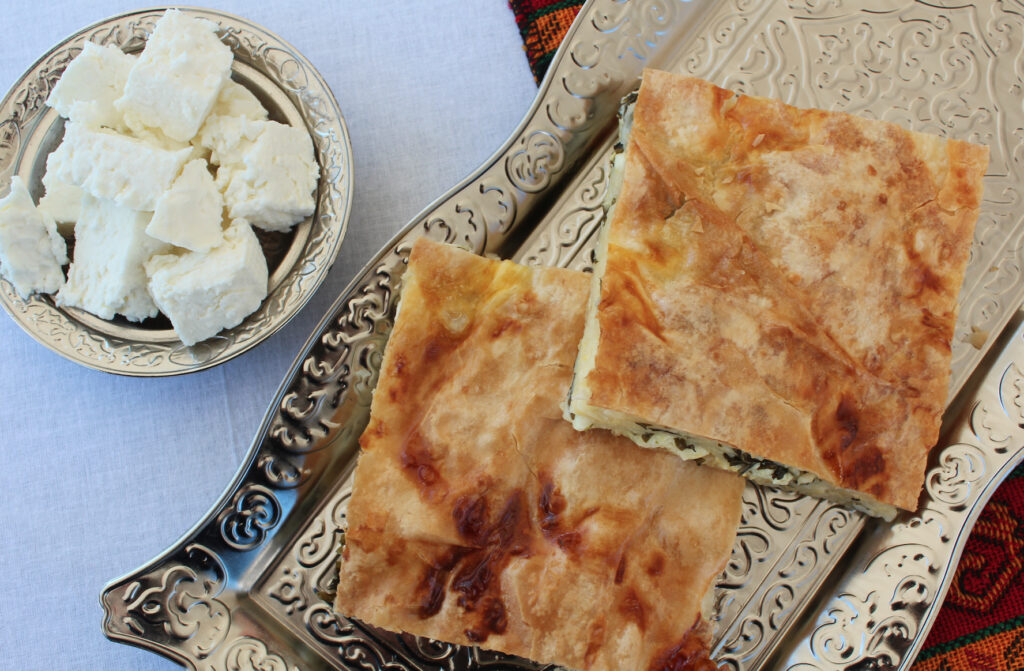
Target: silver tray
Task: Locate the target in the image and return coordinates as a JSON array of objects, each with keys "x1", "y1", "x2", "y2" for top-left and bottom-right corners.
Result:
[
  {"x1": 100, "y1": 0, "x2": 1024, "y2": 668},
  {"x1": 0, "y1": 7, "x2": 353, "y2": 375}
]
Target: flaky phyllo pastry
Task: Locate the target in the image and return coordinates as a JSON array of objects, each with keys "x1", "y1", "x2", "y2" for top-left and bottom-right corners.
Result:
[
  {"x1": 567, "y1": 69, "x2": 988, "y2": 521},
  {"x1": 334, "y1": 239, "x2": 745, "y2": 671}
]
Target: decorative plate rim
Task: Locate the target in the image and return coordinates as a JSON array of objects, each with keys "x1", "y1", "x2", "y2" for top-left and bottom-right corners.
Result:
[{"x1": 0, "y1": 5, "x2": 354, "y2": 376}]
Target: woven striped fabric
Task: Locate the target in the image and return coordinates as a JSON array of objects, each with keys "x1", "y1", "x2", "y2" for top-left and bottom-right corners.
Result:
[
  {"x1": 506, "y1": 2, "x2": 1024, "y2": 668},
  {"x1": 508, "y1": 0, "x2": 583, "y2": 82}
]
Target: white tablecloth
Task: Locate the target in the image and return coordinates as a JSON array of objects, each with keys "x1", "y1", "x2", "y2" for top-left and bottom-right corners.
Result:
[{"x1": 0, "y1": 2, "x2": 536, "y2": 668}]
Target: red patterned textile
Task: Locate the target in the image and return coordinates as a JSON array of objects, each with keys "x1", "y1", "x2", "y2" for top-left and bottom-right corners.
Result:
[
  {"x1": 508, "y1": 0, "x2": 583, "y2": 82},
  {"x1": 506, "y1": 2, "x2": 1024, "y2": 668},
  {"x1": 913, "y1": 464, "x2": 1024, "y2": 670}
]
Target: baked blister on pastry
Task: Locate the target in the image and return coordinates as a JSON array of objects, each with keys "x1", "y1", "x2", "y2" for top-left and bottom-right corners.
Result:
[
  {"x1": 333, "y1": 238, "x2": 745, "y2": 671},
  {"x1": 567, "y1": 69, "x2": 989, "y2": 521}
]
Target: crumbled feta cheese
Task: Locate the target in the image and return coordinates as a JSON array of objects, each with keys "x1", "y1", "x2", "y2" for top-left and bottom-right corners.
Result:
[
  {"x1": 0, "y1": 177, "x2": 67, "y2": 299},
  {"x1": 48, "y1": 122, "x2": 191, "y2": 211},
  {"x1": 46, "y1": 41, "x2": 135, "y2": 131},
  {"x1": 147, "y1": 158, "x2": 224, "y2": 252},
  {"x1": 215, "y1": 120, "x2": 319, "y2": 232},
  {"x1": 115, "y1": 9, "x2": 233, "y2": 142},
  {"x1": 145, "y1": 218, "x2": 268, "y2": 345},
  {"x1": 57, "y1": 195, "x2": 169, "y2": 321}
]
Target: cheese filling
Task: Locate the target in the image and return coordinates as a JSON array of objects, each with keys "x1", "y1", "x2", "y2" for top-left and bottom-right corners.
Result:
[{"x1": 568, "y1": 404, "x2": 897, "y2": 521}]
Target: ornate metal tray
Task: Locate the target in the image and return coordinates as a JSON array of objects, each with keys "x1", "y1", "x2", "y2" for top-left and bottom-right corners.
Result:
[
  {"x1": 101, "y1": 0, "x2": 1024, "y2": 668},
  {"x1": 0, "y1": 8, "x2": 353, "y2": 375}
]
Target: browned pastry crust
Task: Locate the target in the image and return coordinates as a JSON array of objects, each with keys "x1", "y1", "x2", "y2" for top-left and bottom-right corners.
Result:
[
  {"x1": 569, "y1": 69, "x2": 988, "y2": 516},
  {"x1": 334, "y1": 238, "x2": 745, "y2": 671}
]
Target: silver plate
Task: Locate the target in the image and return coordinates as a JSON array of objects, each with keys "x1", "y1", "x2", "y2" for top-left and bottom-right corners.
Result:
[
  {"x1": 101, "y1": 0, "x2": 1024, "y2": 668},
  {"x1": 0, "y1": 7, "x2": 353, "y2": 376}
]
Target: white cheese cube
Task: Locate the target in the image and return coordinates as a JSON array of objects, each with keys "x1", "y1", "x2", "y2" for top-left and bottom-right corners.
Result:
[
  {"x1": 130, "y1": 124, "x2": 211, "y2": 165},
  {"x1": 215, "y1": 120, "x2": 319, "y2": 232},
  {"x1": 115, "y1": 9, "x2": 233, "y2": 143},
  {"x1": 46, "y1": 41, "x2": 135, "y2": 131},
  {"x1": 38, "y1": 144, "x2": 84, "y2": 231},
  {"x1": 147, "y1": 159, "x2": 224, "y2": 252},
  {"x1": 209, "y1": 80, "x2": 267, "y2": 120},
  {"x1": 192, "y1": 82, "x2": 268, "y2": 161},
  {"x1": 57, "y1": 195, "x2": 169, "y2": 321},
  {"x1": 48, "y1": 123, "x2": 191, "y2": 211},
  {"x1": 193, "y1": 115, "x2": 262, "y2": 166},
  {"x1": 0, "y1": 177, "x2": 67, "y2": 299},
  {"x1": 145, "y1": 218, "x2": 268, "y2": 345}
]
